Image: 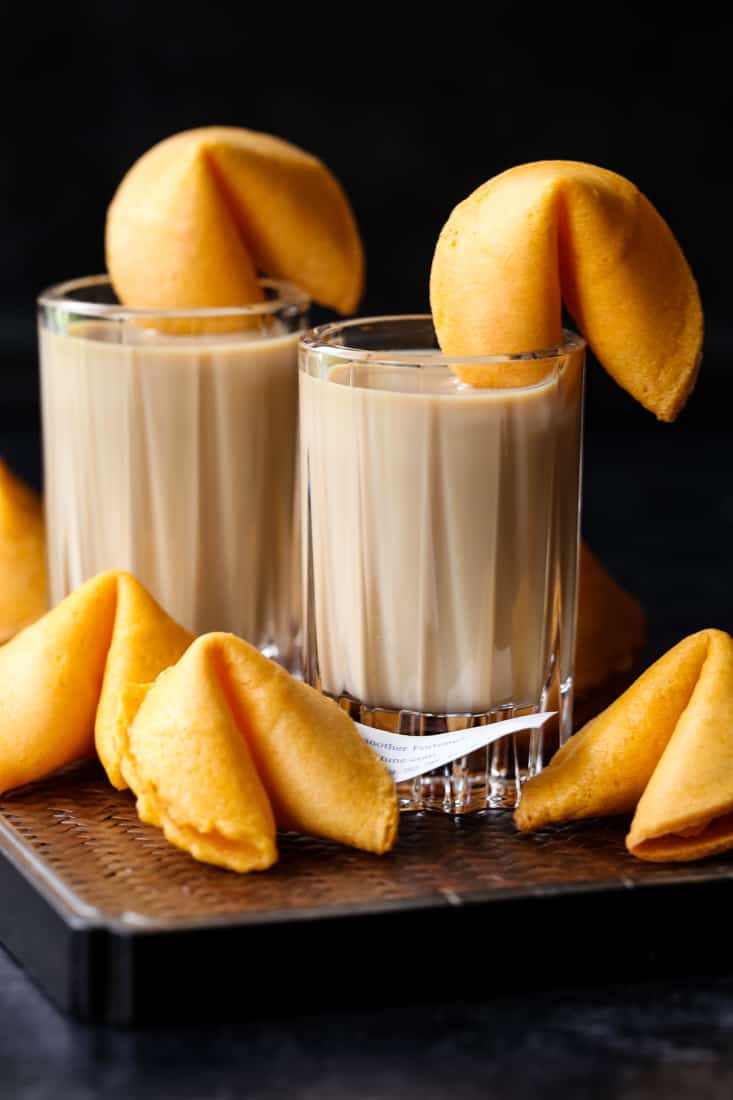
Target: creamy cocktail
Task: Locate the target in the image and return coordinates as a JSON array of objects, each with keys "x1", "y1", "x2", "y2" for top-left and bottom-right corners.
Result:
[
  {"x1": 39, "y1": 277, "x2": 307, "y2": 661},
  {"x1": 300, "y1": 317, "x2": 584, "y2": 811}
]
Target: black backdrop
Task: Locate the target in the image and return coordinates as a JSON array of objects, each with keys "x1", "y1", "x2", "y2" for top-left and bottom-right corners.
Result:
[
  {"x1": 1, "y1": 8, "x2": 731, "y2": 484},
  {"x1": 4, "y1": 12, "x2": 731, "y2": 339}
]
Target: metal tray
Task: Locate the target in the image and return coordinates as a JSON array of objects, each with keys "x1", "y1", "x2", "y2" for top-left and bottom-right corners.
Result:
[{"x1": 1, "y1": 762, "x2": 733, "y2": 1024}]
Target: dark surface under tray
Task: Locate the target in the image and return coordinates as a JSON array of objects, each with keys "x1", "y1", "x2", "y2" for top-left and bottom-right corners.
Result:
[{"x1": 1, "y1": 762, "x2": 733, "y2": 1025}]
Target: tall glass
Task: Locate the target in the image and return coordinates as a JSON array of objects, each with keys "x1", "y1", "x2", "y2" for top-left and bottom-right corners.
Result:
[
  {"x1": 300, "y1": 316, "x2": 584, "y2": 812},
  {"x1": 38, "y1": 275, "x2": 309, "y2": 668}
]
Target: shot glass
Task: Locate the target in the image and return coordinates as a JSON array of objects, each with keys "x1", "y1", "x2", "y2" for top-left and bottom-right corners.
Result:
[
  {"x1": 299, "y1": 316, "x2": 585, "y2": 812},
  {"x1": 38, "y1": 275, "x2": 309, "y2": 668}
]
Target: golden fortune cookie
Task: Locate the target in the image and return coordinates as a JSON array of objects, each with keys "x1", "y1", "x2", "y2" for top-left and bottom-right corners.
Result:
[
  {"x1": 516, "y1": 629, "x2": 733, "y2": 863},
  {"x1": 106, "y1": 126, "x2": 364, "y2": 317},
  {"x1": 574, "y1": 544, "x2": 646, "y2": 717},
  {"x1": 122, "y1": 632, "x2": 398, "y2": 870},
  {"x1": 430, "y1": 161, "x2": 703, "y2": 421},
  {"x1": 0, "y1": 461, "x2": 47, "y2": 643},
  {"x1": 120, "y1": 646, "x2": 278, "y2": 875},
  {"x1": 0, "y1": 571, "x2": 192, "y2": 795},
  {"x1": 627, "y1": 630, "x2": 733, "y2": 861}
]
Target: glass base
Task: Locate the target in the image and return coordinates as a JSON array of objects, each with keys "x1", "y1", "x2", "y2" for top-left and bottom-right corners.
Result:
[{"x1": 334, "y1": 695, "x2": 555, "y2": 814}]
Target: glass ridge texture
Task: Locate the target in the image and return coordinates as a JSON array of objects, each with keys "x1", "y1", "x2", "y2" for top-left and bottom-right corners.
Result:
[
  {"x1": 38, "y1": 275, "x2": 309, "y2": 669},
  {"x1": 299, "y1": 316, "x2": 585, "y2": 813}
]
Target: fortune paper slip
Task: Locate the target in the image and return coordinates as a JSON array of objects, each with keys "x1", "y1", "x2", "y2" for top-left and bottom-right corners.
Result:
[
  {"x1": 430, "y1": 161, "x2": 703, "y2": 421},
  {"x1": 123, "y1": 634, "x2": 398, "y2": 869},
  {"x1": 0, "y1": 571, "x2": 193, "y2": 795},
  {"x1": 0, "y1": 461, "x2": 47, "y2": 643},
  {"x1": 106, "y1": 126, "x2": 364, "y2": 319},
  {"x1": 515, "y1": 630, "x2": 733, "y2": 863}
]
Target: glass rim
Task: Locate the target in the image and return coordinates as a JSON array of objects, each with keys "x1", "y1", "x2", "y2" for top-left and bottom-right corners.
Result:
[
  {"x1": 300, "y1": 314, "x2": 585, "y2": 366},
  {"x1": 37, "y1": 274, "x2": 310, "y2": 320}
]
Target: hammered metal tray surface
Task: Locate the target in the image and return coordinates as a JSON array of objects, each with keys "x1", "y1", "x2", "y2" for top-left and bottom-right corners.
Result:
[
  {"x1": 3, "y1": 763, "x2": 733, "y2": 1023},
  {"x1": 3, "y1": 762, "x2": 731, "y2": 927}
]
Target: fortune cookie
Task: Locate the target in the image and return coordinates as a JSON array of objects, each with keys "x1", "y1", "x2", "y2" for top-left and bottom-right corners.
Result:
[
  {"x1": 516, "y1": 629, "x2": 733, "y2": 863},
  {"x1": 574, "y1": 544, "x2": 646, "y2": 720},
  {"x1": 0, "y1": 461, "x2": 47, "y2": 643},
  {"x1": 106, "y1": 126, "x2": 364, "y2": 316},
  {"x1": 0, "y1": 571, "x2": 192, "y2": 795},
  {"x1": 627, "y1": 630, "x2": 733, "y2": 861},
  {"x1": 121, "y1": 633, "x2": 398, "y2": 871},
  {"x1": 120, "y1": 644, "x2": 278, "y2": 874},
  {"x1": 93, "y1": 575, "x2": 195, "y2": 788},
  {"x1": 430, "y1": 161, "x2": 703, "y2": 421}
]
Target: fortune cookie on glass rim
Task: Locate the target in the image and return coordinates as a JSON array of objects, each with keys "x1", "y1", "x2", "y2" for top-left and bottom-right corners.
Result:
[
  {"x1": 0, "y1": 460, "x2": 47, "y2": 643},
  {"x1": 430, "y1": 161, "x2": 703, "y2": 421},
  {"x1": 106, "y1": 126, "x2": 364, "y2": 320},
  {"x1": 0, "y1": 570, "x2": 192, "y2": 796},
  {"x1": 121, "y1": 633, "x2": 398, "y2": 872},
  {"x1": 515, "y1": 629, "x2": 733, "y2": 863}
]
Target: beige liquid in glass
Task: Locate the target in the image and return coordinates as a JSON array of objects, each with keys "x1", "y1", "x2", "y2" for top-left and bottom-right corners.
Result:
[
  {"x1": 41, "y1": 322, "x2": 300, "y2": 661},
  {"x1": 301, "y1": 357, "x2": 582, "y2": 715}
]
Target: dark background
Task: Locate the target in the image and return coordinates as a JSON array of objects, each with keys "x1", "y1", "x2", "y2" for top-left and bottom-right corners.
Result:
[
  {"x1": 2, "y1": 8, "x2": 731, "y2": 415},
  {"x1": 2, "y1": 6, "x2": 731, "y2": 659},
  {"x1": 2, "y1": 9, "x2": 731, "y2": 331},
  {"x1": 0, "y1": 7, "x2": 731, "y2": 644}
]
